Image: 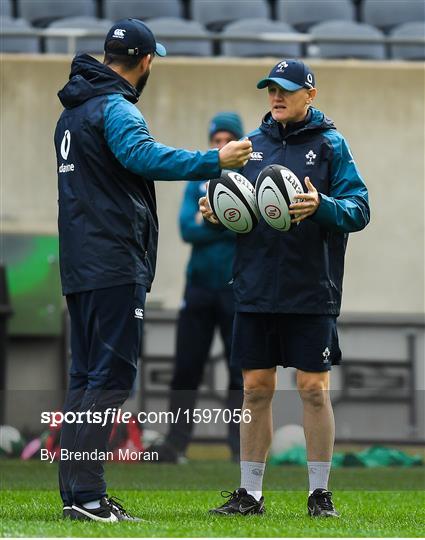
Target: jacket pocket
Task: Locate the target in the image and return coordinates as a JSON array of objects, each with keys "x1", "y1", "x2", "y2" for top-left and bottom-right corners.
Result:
[
  {"x1": 143, "y1": 214, "x2": 151, "y2": 260},
  {"x1": 134, "y1": 203, "x2": 149, "y2": 258}
]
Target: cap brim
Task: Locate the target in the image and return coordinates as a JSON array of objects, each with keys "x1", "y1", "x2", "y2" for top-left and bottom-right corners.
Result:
[
  {"x1": 256, "y1": 77, "x2": 303, "y2": 92},
  {"x1": 155, "y1": 42, "x2": 167, "y2": 56}
]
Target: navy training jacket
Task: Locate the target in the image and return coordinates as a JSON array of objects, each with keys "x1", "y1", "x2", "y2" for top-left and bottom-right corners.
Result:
[
  {"x1": 235, "y1": 108, "x2": 370, "y2": 315},
  {"x1": 54, "y1": 55, "x2": 221, "y2": 295},
  {"x1": 180, "y1": 180, "x2": 235, "y2": 290}
]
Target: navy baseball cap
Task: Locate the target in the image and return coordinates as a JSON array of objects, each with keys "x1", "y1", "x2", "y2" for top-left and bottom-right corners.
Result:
[
  {"x1": 105, "y1": 18, "x2": 166, "y2": 57},
  {"x1": 257, "y1": 59, "x2": 315, "y2": 92}
]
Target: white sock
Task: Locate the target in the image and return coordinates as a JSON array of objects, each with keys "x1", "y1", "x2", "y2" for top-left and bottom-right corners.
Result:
[
  {"x1": 82, "y1": 499, "x2": 101, "y2": 509},
  {"x1": 240, "y1": 461, "x2": 265, "y2": 501},
  {"x1": 307, "y1": 461, "x2": 331, "y2": 494}
]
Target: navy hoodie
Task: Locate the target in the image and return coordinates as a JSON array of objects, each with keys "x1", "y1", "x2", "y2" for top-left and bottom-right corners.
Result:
[
  {"x1": 234, "y1": 108, "x2": 370, "y2": 315},
  {"x1": 54, "y1": 55, "x2": 221, "y2": 295}
]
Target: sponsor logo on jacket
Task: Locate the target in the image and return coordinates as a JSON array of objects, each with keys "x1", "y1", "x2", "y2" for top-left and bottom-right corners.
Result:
[
  {"x1": 250, "y1": 152, "x2": 263, "y2": 161},
  {"x1": 60, "y1": 130, "x2": 71, "y2": 159},
  {"x1": 59, "y1": 130, "x2": 75, "y2": 173}
]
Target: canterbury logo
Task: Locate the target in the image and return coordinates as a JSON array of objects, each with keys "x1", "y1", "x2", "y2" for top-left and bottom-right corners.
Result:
[
  {"x1": 250, "y1": 152, "x2": 263, "y2": 161},
  {"x1": 113, "y1": 28, "x2": 126, "y2": 39},
  {"x1": 134, "y1": 308, "x2": 144, "y2": 319}
]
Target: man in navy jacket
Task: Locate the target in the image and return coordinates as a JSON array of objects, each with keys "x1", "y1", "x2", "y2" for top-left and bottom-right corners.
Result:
[
  {"x1": 54, "y1": 19, "x2": 252, "y2": 522},
  {"x1": 201, "y1": 60, "x2": 370, "y2": 518}
]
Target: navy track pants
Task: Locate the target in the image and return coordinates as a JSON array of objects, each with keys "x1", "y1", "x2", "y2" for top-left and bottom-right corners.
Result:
[{"x1": 60, "y1": 284, "x2": 145, "y2": 505}]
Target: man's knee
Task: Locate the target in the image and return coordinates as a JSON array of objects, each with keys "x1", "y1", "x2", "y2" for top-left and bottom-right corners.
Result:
[
  {"x1": 93, "y1": 360, "x2": 137, "y2": 397},
  {"x1": 243, "y1": 368, "x2": 276, "y2": 406},
  {"x1": 297, "y1": 371, "x2": 330, "y2": 409}
]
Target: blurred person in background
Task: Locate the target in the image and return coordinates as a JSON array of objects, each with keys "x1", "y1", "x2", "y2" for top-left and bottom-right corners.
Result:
[
  {"x1": 151, "y1": 113, "x2": 245, "y2": 464},
  {"x1": 54, "y1": 19, "x2": 252, "y2": 523}
]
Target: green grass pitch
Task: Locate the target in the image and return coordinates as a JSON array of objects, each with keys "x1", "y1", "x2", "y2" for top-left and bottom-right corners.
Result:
[{"x1": 1, "y1": 460, "x2": 424, "y2": 537}]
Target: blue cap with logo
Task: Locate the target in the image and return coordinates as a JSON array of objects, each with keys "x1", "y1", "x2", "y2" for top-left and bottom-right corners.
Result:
[
  {"x1": 105, "y1": 18, "x2": 166, "y2": 57},
  {"x1": 257, "y1": 59, "x2": 315, "y2": 92}
]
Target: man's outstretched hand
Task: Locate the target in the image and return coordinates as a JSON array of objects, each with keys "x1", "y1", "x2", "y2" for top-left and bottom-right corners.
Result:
[{"x1": 219, "y1": 139, "x2": 252, "y2": 169}]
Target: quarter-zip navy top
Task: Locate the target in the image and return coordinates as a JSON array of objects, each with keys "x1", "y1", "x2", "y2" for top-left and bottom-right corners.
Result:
[{"x1": 233, "y1": 107, "x2": 370, "y2": 315}]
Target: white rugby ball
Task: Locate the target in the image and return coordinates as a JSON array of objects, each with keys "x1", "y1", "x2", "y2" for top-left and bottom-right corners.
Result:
[
  {"x1": 0, "y1": 425, "x2": 24, "y2": 457},
  {"x1": 270, "y1": 424, "x2": 306, "y2": 457},
  {"x1": 207, "y1": 170, "x2": 259, "y2": 233},
  {"x1": 255, "y1": 164, "x2": 304, "y2": 231}
]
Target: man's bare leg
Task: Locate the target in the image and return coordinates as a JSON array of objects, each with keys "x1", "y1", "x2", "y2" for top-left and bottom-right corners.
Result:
[
  {"x1": 297, "y1": 370, "x2": 334, "y2": 492},
  {"x1": 239, "y1": 368, "x2": 276, "y2": 500}
]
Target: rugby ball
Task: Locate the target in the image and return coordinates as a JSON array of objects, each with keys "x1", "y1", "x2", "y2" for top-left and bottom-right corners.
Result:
[
  {"x1": 270, "y1": 424, "x2": 306, "y2": 457},
  {"x1": 255, "y1": 164, "x2": 304, "y2": 231},
  {"x1": 207, "y1": 170, "x2": 259, "y2": 233},
  {"x1": 0, "y1": 425, "x2": 24, "y2": 457}
]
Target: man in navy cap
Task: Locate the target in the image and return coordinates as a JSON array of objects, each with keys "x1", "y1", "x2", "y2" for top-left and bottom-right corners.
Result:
[
  {"x1": 54, "y1": 19, "x2": 252, "y2": 522},
  {"x1": 151, "y1": 112, "x2": 245, "y2": 464},
  {"x1": 201, "y1": 59, "x2": 370, "y2": 517}
]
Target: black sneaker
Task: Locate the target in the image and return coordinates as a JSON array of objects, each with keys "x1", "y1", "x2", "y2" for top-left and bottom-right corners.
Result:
[
  {"x1": 72, "y1": 496, "x2": 142, "y2": 522},
  {"x1": 62, "y1": 505, "x2": 75, "y2": 519},
  {"x1": 209, "y1": 488, "x2": 265, "y2": 516},
  {"x1": 308, "y1": 489, "x2": 340, "y2": 517}
]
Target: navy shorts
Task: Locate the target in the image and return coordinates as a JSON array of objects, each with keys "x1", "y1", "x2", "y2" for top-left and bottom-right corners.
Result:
[{"x1": 231, "y1": 312, "x2": 341, "y2": 372}]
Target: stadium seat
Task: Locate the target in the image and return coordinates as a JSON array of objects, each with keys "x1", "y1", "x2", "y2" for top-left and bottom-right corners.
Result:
[
  {"x1": 309, "y1": 20, "x2": 385, "y2": 59},
  {"x1": 0, "y1": 16, "x2": 40, "y2": 53},
  {"x1": 17, "y1": 0, "x2": 96, "y2": 28},
  {"x1": 390, "y1": 22, "x2": 425, "y2": 60},
  {"x1": 191, "y1": 0, "x2": 270, "y2": 31},
  {"x1": 222, "y1": 19, "x2": 302, "y2": 58},
  {"x1": 147, "y1": 17, "x2": 212, "y2": 56},
  {"x1": 362, "y1": 0, "x2": 425, "y2": 33},
  {"x1": 45, "y1": 17, "x2": 112, "y2": 55},
  {"x1": 0, "y1": 0, "x2": 12, "y2": 17},
  {"x1": 276, "y1": 0, "x2": 354, "y2": 32},
  {"x1": 103, "y1": 0, "x2": 183, "y2": 22}
]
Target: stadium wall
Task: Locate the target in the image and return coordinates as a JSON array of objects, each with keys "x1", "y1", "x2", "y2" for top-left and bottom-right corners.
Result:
[{"x1": 1, "y1": 55, "x2": 424, "y2": 315}]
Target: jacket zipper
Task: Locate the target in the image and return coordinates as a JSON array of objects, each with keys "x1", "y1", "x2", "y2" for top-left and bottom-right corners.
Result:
[
  {"x1": 273, "y1": 138, "x2": 288, "y2": 311},
  {"x1": 281, "y1": 139, "x2": 287, "y2": 161}
]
